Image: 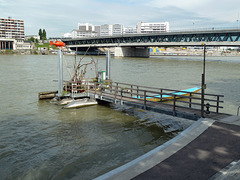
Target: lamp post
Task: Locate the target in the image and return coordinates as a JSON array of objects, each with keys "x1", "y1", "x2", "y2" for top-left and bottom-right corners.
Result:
[{"x1": 201, "y1": 43, "x2": 206, "y2": 117}]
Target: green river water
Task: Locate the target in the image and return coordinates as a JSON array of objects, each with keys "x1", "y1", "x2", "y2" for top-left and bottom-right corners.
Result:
[{"x1": 0, "y1": 54, "x2": 239, "y2": 179}]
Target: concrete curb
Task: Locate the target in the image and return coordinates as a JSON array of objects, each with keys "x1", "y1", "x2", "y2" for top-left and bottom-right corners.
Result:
[{"x1": 94, "y1": 118, "x2": 215, "y2": 180}]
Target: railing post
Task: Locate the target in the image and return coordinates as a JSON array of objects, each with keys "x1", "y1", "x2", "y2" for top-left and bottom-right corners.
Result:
[
  {"x1": 189, "y1": 93, "x2": 192, "y2": 108},
  {"x1": 110, "y1": 81, "x2": 112, "y2": 93},
  {"x1": 160, "y1": 89, "x2": 163, "y2": 102},
  {"x1": 216, "y1": 96, "x2": 220, "y2": 113},
  {"x1": 120, "y1": 87, "x2": 123, "y2": 105},
  {"x1": 115, "y1": 83, "x2": 118, "y2": 103},
  {"x1": 201, "y1": 73, "x2": 205, "y2": 118},
  {"x1": 137, "y1": 86, "x2": 139, "y2": 98},
  {"x1": 173, "y1": 95, "x2": 176, "y2": 116},
  {"x1": 144, "y1": 90, "x2": 146, "y2": 110},
  {"x1": 131, "y1": 85, "x2": 133, "y2": 98}
]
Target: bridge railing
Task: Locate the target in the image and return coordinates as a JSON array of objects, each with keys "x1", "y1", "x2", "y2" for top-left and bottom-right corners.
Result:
[{"x1": 82, "y1": 80, "x2": 224, "y2": 115}]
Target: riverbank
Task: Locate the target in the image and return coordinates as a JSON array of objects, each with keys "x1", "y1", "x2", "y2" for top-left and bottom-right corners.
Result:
[
  {"x1": 94, "y1": 116, "x2": 240, "y2": 180},
  {"x1": 150, "y1": 47, "x2": 240, "y2": 56},
  {"x1": 1, "y1": 46, "x2": 240, "y2": 56}
]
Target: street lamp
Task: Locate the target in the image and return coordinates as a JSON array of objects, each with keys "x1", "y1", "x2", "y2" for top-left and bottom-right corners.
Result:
[{"x1": 201, "y1": 43, "x2": 206, "y2": 117}]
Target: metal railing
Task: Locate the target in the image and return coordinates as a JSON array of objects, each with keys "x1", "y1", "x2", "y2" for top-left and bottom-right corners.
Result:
[{"x1": 82, "y1": 80, "x2": 224, "y2": 115}]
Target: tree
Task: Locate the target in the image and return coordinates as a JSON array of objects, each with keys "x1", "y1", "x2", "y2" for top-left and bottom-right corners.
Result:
[
  {"x1": 29, "y1": 37, "x2": 35, "y2": 42},
  {"x1": 38, "y1": 29, "x2": 43, "y2": 40},
  {"x1": 42, "y1": 29, "x2": 47, "y2": 40}
]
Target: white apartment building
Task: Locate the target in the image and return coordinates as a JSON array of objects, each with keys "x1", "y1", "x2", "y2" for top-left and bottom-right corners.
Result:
[
  {"x1": 100, "y1": 24, "x2": 123, "y2": 36},
  {"x1": 71, "y1": 22, "x2": 170, "y2": 38},
  {"x1": 137, "y1": 22, "x2": 170, "y2": 34},
  {"x1": 123, "y1": 27, "x2": 137, "y2": 34},
  {"x1": 0, "y1": 17, "x2": 24, "y2": 39}
]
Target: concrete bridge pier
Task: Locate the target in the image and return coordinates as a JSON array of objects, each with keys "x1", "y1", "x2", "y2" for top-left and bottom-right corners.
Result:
[{"x1": 115, "y1": 47, "x2": 149, "y2": 57}]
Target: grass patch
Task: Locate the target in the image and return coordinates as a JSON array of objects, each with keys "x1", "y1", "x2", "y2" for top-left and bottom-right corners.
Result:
[{"x1": 35, "y1": 43, "x2": 58, "y2": 50}]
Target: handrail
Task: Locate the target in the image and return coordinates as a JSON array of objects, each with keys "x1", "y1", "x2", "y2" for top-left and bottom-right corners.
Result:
[
  {"x1": 113, "y1": 81, "x2": 223, "y2": 97},
  {"x1": 82, "y1": 80, "x2": 224, "y2": 114}
]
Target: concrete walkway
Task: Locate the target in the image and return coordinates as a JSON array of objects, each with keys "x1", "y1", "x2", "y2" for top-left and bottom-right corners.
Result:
[{"x1": 94, "y1": 116, "x2": 240, "y2": 180}]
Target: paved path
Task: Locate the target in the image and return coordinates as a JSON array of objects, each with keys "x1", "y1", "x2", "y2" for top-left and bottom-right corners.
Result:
[
  {"x1": 133, "y1": 121, "x2": 240, "y2": 180},
  {"x1": 94, "y1": 117, "x2": 240, "y2": 180}
]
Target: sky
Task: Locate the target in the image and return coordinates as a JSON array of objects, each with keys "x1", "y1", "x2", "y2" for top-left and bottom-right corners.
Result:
[{"x1": 1, "y1": 0, "x2": 240, "y2": 37}]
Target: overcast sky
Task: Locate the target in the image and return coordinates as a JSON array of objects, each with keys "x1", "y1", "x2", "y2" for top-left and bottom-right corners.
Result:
[{"x1": 1, "y1": 0, "x2": 240, "y2": 37}]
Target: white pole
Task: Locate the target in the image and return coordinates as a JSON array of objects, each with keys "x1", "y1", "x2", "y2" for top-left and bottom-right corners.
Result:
[
  {"x1": 58, "y1": 48, "x2": 63, "y2": 98},
  {"x1": 106, "y1": 50, "x2": 110, "y2": 79}
]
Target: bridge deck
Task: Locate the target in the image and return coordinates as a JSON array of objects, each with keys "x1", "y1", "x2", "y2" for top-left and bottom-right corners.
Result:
[{"x1": 63, "y1": 28, "x2": 240, "y2": 48}]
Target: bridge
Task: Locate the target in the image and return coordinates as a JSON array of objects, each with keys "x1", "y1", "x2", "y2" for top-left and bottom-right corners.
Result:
[{"x1": 63, "y1": 28, "x2": 240, "y2": 57}]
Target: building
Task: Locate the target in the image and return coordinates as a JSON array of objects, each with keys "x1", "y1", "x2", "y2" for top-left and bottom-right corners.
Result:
[
  {"x1": 0, "y1": 17, "x2": 24, "y2": 39},
  {"x1": 123, "y1": 27, "x2": 137, "y2": 34},
  {"x1": 15, "y1": 39, "x2": 34, "y2": 53},
  {"x1": 72, "y1": 23, "x2": 100, "y2": 39},
  {"x1": 100, "y1": 24, "x2": 123, "y2": 36},
  {"x1": 100, "y1": 24, "x2": 110, "y2": 36},
  {"x1": 137, "y1": 22, "x2": 169, "y2": 34},
  {"x1": 25, "y1": 35, "x2": 40, "y2": 41},
  {"x1": 62, "y1": 33, "x2": 72, "y2": 38},
  {"x1": 0, "y1": 38, "x2": 15, "y2": 50},
  {"x1": 112, "y1": 24, "x2": 123, "y2": 36}
]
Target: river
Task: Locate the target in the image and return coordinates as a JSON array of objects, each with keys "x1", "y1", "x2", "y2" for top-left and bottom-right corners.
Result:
[{"x1": 0, "y1": 54, "x2": 239, "y2": 179}]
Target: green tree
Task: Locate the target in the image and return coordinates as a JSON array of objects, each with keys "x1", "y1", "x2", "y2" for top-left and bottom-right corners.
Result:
[
  {"x1": 42, "y1": 29, "x2": 47, "y2": 40},
  {"x1": 38, "y1": 29, "x2": 43, "y2": 40},
  {"x1": 29, "y1": 37, "x2": 35, "y2": 42}
]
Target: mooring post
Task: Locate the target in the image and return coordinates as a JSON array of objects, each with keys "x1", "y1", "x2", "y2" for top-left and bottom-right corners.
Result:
[
  {"x1": 106, "y1": 50, "x2": 111, "y2": 79},
  {"x1": 57, "y1": 48, "x2": 63, "y2": 98}
]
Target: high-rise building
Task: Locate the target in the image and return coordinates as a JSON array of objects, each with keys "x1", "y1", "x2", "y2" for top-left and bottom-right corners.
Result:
[
  {"x1": 137, "y1": 22, "x2": 169, "y2": 34},
  {"x1": 0, "y1": 17, "x2": 24, "y2": 39}
]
